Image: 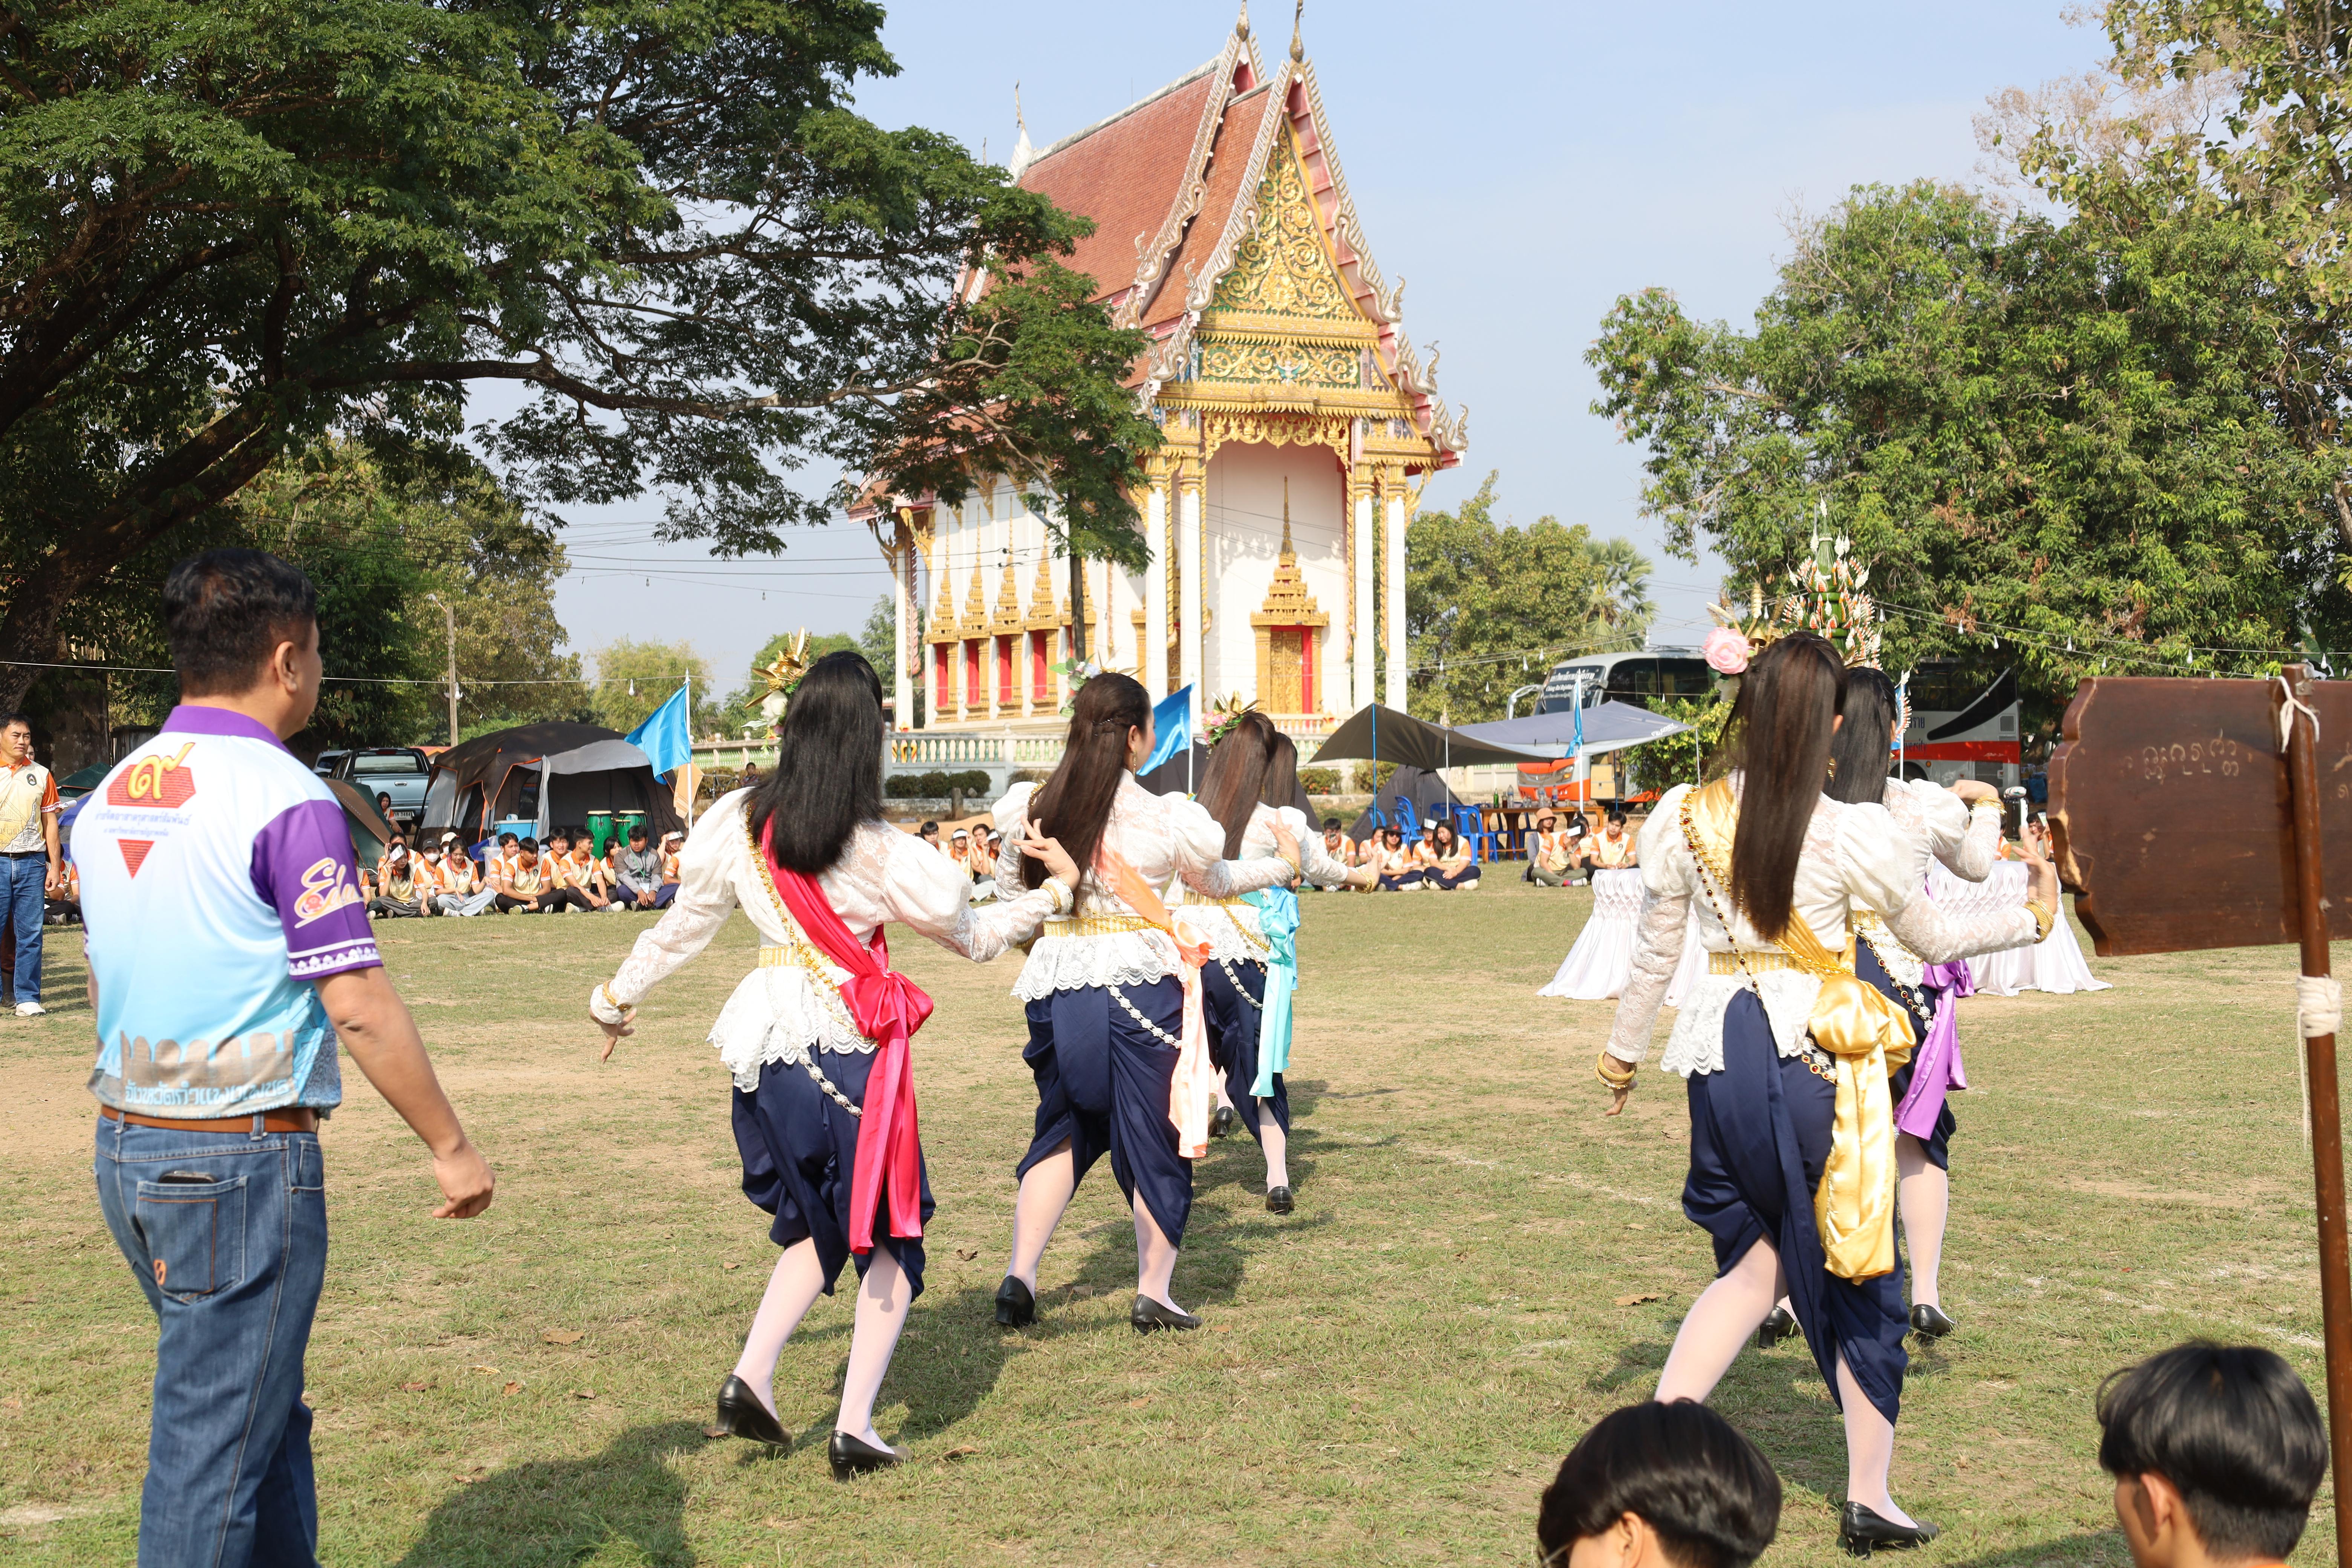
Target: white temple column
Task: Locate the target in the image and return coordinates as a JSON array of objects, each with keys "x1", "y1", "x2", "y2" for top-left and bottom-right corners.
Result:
[
  {"x1": 1178, "y1": 469, "x2": 1204, "y2": 718},
  {"x1": 1144, "y1": 479, "x2": 1170, "y2": 698},
  {"x1": 893, "y1": 521, "x2": 915, "y2": 730},
  {"x1": 1383, "y1": 482, "x2": 1408, "y2": 711},
  {"x1": 1351, "y1": 483, "x2": 1374, "y2": 713}
]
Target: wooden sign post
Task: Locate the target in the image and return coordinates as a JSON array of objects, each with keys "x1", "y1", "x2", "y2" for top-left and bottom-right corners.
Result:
[{"x1": 2050, "y1": 666, "x2": 2352, "y2": 1562}]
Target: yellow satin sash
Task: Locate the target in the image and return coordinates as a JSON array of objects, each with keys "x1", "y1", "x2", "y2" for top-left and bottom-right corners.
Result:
[{"x1": 1683, "y1": 780, "x2": 1916, "y2": 1282}]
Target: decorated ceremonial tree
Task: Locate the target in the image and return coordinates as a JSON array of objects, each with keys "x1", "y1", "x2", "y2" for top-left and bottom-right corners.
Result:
[{"x1": 0, "y1": 0, "x2": 1155, "y2": 707}]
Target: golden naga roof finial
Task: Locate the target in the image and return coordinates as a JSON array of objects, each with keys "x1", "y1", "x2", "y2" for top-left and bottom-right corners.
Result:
[
  {"x1": 1235, "y1": 0, "x2": 1250, "y2": 40},
  {"x1": 1290, "y1": 0, "x2": 1305, "y2": 61},
  {"x1": 758, "y1": 629, "x2": 812, "y2": 698}
]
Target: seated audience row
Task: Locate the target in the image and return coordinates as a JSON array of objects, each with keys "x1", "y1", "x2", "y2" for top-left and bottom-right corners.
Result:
[
  {"x1": 1538, "y1": 1341, "x2": 2323, "y2": 1568},
  {"x1": 1525, "y1": 808, "x2": 1638, "y2": 887},
  {"x1": 361, "y1": 823, "x2": 684, "y2": 917}
]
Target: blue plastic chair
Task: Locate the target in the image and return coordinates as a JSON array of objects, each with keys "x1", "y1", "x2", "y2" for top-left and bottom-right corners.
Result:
[
  {"x1": 1393, "y1": 795, "x2": 1421, "y2": 839},
  {"x1": 1454, "y1": 804, "x2": 1491, "y2": 863}
]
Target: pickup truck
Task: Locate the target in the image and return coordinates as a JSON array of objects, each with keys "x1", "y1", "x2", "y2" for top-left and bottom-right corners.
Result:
[{"x1": 333, "y1": 747, "x2": 432, "y2": 826}]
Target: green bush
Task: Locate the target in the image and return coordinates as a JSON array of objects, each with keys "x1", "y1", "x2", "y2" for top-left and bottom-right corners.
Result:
[
  {"x1": 883, "y1": 769, "x2": 990, "y2": 799},
  {"x1": 884, "y1": 775, "x2": 925, "y2": 799},
  {"x1": 1298, "y1": 767, "x2": 1340, "y2": 795}
]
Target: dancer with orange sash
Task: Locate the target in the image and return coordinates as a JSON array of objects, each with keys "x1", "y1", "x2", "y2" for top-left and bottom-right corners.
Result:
[
  {"x1": 990, "y1": 674, "x2": 1301, "y2": 1335},
  {"x1": 588, "y1": 653, "x2": 1079, "y2": 1478},
  {"x1": 1594, "y1": 634, "x2": 2051, "y2": 1556}
]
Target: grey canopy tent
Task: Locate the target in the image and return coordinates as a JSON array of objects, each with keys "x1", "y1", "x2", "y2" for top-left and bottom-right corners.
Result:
[
  {"x1": 1310, "y1": 703, "x2": 1550, "y2": 772},
  {"x1": 1344, "y1": 766, "x2": 1467, "y2": 842},
  {"x1": 1452, "y1": 701, "x2": 1692, "y2": 760},
  {"x1": 423, "y1": 722, "x2": 684, "y2": 844}
]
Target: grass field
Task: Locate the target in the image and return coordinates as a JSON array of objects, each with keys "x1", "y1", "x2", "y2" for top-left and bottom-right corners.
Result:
[{"x1": 0, "y1": 878, "x2": 2335, "y2": 1566}]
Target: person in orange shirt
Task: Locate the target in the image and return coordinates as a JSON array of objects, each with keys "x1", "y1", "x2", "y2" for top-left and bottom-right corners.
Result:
[
  {"x1": 539, "y1": 827, "x2": 608, "y2": 912},
  {"x1": 660, "y1": 830, "x2": 683, "y2": 886},
  {"x1": 1526, "y1": 813, "x2": 1573, "y2": 887}
]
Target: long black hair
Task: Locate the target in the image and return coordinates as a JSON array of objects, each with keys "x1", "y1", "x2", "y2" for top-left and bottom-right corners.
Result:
[
  {"x1": 1827, "y1": 666, "x2": 1898, "y2": 807},
  {"x1": 1021, "y1": 671, "x2": 1151, "y2": 889},
  {"x1": 1726, "y1": 632, "x2": 1842, "y2": 941},
  {"x1": 748, "y1": 651, "x2": 885, "y2": 874},
  {"x1": 1197, "y1": 710, "x2": 1297, "y2": 858}
]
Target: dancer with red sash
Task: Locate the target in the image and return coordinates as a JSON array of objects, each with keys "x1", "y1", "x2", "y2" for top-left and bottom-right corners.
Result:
[
  {"x1": 989, "y1": 674, "x2": 1302, "y2": 1335},
  {"x1": 589, "y1": 653, "x2": 1079, "y2": 1478}
]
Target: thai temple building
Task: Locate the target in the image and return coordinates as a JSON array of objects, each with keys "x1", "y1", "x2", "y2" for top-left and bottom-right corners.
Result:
[{"x1": 859, "y1": 6, "x2": 1465, "y2": 739}]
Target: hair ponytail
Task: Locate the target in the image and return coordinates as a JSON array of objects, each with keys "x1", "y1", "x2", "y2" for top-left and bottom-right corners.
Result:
[
  {"x1": 1022, "y1": 672, "x2": 1152, "y2": 888},
  {"x1": 1197, "y1": 710, "x2": 1285, "y2": 859},
  {"x1": 1726, "y1": 633, "x2": 1842, "y2": 941},
  {"x1": 1826, "y1": 666, "x2": 1897, "y2": 807}
]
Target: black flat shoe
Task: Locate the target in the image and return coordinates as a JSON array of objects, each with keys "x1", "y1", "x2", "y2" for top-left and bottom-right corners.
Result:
[
  {"x1": 1265, "y1": 1185, "x2": 1294, "y2": 1214},
  {"x1": 994, "y1": 1276, "x2": 1035, "y2": 1328},
  {"x1": 1909, "y1": 1303, "x2": 1956, "y2": 1339},
  {"x1": 1210, "y1": 1104, "x2": 1238, "y2": 1139},
  {"x1": 827, "y1": 1429, "x2": 906, "y2": 1481},
  {"x1": 714, "y1": 1375, "x2": 791, "y2": 1449},
  {"x1": 1130, "y1": 1294, "x2": 1202, "y2": 1334},
  {"x1": 1839, "y1": 1502, "x2": 1940, "y2": 1557},
  {"x1": 1755, "y1": 1306, "x2": 1800, "y2": 1349}
]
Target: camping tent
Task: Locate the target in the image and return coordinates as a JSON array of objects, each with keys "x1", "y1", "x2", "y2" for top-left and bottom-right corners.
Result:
[
  {"x1": 1310, "y1": 704, "x2": 1549, "y2": 772},
  {"x1": 1452, "y1": 701, "x2": 1691, "y2": 760},
  {"x1": 423, "y1": 722, "x2": 685, "y2": 844},
  {"x1": 1345, "y1": 766, "x2": 1467, "y2": 842}
]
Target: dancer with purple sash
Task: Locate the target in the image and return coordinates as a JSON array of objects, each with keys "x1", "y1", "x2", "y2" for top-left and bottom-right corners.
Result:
[{"x1": 1824, "y1": 667, "x2": 2006, "y2": 1341}]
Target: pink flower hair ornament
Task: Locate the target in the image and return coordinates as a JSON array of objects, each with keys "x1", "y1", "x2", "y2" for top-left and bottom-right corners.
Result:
[{"x1": 1701, "y1": 626, "x2": 1751, "y2": 675}]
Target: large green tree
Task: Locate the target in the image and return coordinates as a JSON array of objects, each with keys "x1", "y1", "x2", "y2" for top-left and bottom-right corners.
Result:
[
  {"x1": 1404, "y1": 472, "x2": 1654, "y2": 724},
  {"x1": 0, "y1": 0, "x2": 1156, "y2": 706},
  {"x1": 1588, "y1": 180, "x2": 2346, "y2": 707}
]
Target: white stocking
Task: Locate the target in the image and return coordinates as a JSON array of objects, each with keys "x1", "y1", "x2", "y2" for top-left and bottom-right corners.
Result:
[
  {"x1": 1006, "y1": 1141, "x2": 1075, "y2": 1292},
  {"x1": 1134, "y1": 1194, "x2": 1183, "y2": 1312},
  {"x1": 1655, "y1": 1239, "x2": 1784, "y2": 1403},
  {"x1": 1897, "y1": 1134, "x2": 1948, "y2": 1310},
  {"x1": 835, "y1": 1246, "x2": 913, "y2": 1448},
  {"x1": 1838, "y1": 1352, "x2": 1913, "y2": 1525},
  {"x1": 1258, "y1": 1102, "x2": 1290, "y2": 1192},
  {"x1": 732, "y1": 1239, "x2": 826, "y2": 1418}
]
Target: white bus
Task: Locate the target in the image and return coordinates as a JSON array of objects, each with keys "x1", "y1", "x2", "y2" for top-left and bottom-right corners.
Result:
[{"x1": 1536, "y1": 648, "x2": 1714, "y2": 712}]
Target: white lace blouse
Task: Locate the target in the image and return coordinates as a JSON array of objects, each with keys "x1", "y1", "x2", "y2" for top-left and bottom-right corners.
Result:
[
  {"x1": 993, "y1": 776, "x2": 1295, "y2": 999},
  {"x1": 1173, "y1": 802, "x2": 1352, "y2": 962},
  {"x1": 1863, "y1": 778, "x2": 2004, "y2": 987},
  {"x1": 606, "y1": 790, "x2": 1059, "y2": 1090},
  {"x1": 1602, "y1": 778, "x2": 2037, "y2": 1078}
]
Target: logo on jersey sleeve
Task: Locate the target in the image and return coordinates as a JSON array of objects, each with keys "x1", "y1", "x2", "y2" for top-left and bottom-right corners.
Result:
[
  {"x1": 108, "y1": 744, "x2": 198, "y2": 808},
  {"x1": 292, "y1": 857, "x2": 362, "y2": 926}
]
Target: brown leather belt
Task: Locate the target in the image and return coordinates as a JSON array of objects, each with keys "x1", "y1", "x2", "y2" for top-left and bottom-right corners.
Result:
[{"x1": 101, "y1": 1104, "x2": 318, "y2": 1134}]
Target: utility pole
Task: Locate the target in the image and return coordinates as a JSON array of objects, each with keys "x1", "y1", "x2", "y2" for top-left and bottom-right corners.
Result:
[{"x1": 424, "y1": 593, "x2": 458, "y2": 745}]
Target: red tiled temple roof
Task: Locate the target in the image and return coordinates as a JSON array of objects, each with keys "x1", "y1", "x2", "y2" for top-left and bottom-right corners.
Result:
[
  {"x1": 1015, "y1": 69, "x2": 1220, "y2": 310},
  {"x1": 1138, "y1": 82, "x2": 1274, "y2": 329}
]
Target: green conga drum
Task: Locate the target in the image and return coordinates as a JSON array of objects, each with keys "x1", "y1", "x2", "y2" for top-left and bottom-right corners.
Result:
[
  {"x1": 586, "y1": 810, "x2": 615, "y2": 856},
  {"x1": 614, "y1": 810, "x2": 646, "y2": 849}
]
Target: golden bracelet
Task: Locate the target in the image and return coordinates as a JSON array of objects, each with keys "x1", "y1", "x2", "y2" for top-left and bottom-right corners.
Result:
[
  {"x1": 1594, "y1": 1050, "x2": 1637, "y2": 1090},
  {"x1": 2023, "y1": 899, "x2": 2055, "y2": 943}
]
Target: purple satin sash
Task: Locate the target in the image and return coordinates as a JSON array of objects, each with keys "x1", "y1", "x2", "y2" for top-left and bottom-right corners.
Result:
[{"x1": 1894, "y1": 960, "x2": 1972, "y2": 1137}]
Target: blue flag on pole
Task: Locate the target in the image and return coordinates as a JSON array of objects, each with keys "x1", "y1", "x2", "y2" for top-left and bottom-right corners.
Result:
[
  {"x1": 1141, "y1": 683, "x2": 1193, "y2": 776},
  {"x1": 626, "y1": 684, "x2": 692, "y2": 779}
]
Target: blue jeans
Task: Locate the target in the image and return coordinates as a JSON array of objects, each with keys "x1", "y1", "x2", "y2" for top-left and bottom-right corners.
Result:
[
  {"x1": 1, "y1": 851, "x2": 46, "y2": 1001},
  {"x1": 95, "y1": 1116, "x2": 329, "y2": 1568}
]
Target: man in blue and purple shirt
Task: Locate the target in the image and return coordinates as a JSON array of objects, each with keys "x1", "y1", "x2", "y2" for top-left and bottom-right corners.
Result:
[{"x1": 80, "y1": 550, "x2": 495, "y2": 1568}]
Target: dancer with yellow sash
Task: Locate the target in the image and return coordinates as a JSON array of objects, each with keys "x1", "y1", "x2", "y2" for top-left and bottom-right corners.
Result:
[
  {"x1": 588, "y1": 653, "x2": 1080, "y2": 1477},
  {"x1": 1596, "y1": 634, "x2": 2050, "y2": 1556},
  {"x1": 989, "y1": 674, "x2": 1302, "y2": 1335},
  {"x1": 1182, "y1": 709, "x2": 1377, "y2": 1214}
]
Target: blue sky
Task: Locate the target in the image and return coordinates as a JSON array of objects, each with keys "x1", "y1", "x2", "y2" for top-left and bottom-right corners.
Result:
[{"x1": 537, "y1": 0, "x2": 2097, "y2": 693}]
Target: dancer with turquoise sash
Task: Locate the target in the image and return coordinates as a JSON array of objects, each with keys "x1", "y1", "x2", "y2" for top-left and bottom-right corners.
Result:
[{"x1": 1182, "y1": 709, "x2": 1374, "y2": 1212}]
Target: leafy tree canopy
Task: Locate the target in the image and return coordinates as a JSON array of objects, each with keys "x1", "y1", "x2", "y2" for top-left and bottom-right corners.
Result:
[
  {"x1": 0, "y1": 0, "x2": 1157, "y2": 705},
  {"x1": 1588, "y1": 180, "x2": 2346, "y2": 711},
  {"x1": 589, "y1": 639, "x2": 716, "y2": 737},
  {"x1": 1404, "y1": 472, "x2": 1654, "y2": 724}
]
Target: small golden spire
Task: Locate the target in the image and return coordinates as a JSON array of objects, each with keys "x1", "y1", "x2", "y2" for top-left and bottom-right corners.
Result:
[
  {"x1": 1280, "y1": 476, "x2": 1294, "y2": 560},
  {"x1": 1290, "y1": 0, "x2": 1304, "y2": 61},
  {"x1": 1235, "y1": 0, "x2": 1250, "y2": 39}
]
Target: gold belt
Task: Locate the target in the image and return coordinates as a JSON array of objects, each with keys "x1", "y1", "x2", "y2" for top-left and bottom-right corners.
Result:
[
  {"x1": 1708, "y1": 950, "x2": 1809, "y2": 975},
  {"x1": 1042, "y1": 914, "x2": 1159, "y2": 939}
]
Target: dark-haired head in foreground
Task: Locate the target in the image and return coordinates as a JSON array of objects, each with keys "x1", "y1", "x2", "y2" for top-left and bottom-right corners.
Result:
[
  {"x1": 2097, "y1": 1342, "x2": 2326, "y2": 1568},
  {"x1": 1537, "y1": 1400, "x2": 1780, "y2": 1568}
]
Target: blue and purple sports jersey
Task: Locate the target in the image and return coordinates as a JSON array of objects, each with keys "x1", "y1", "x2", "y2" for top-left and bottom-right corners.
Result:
[{"x1": 79, "y1": 706, "x2": 381, "y2": 1116}]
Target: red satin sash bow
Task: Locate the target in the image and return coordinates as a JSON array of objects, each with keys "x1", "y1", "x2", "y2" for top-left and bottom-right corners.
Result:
[{"x1": 763, "y1": 825, "x2": 933, "y2": 1254}]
